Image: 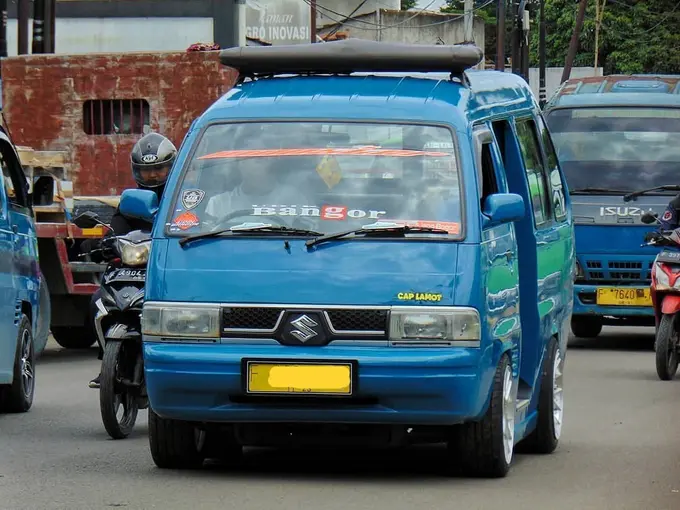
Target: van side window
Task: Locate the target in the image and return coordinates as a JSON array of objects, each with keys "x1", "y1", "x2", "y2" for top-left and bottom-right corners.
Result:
[
  {"x1": 480, "y1": 141, "x2": 499, "y2": 207},
  {"x1": 537, "y1": 115, "x2": 567, "y2": 221},
  {"x1": 515, "y1": 119, "x2": 551, "y2": 225}
]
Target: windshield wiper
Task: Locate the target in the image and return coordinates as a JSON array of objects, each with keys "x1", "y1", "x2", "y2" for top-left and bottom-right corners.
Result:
[
  {"x1": 623, "y1": 185, "x2": 680, "y2": 202},
  {"x1": 570, "y1": 187, "x2": 630, "y2": 195},
  {"x1": 179, "y1": 223, "x2": 323, "y2": 248},
  {"x1": 305, "y1": 222, "x2": 451, "y2": 248}
]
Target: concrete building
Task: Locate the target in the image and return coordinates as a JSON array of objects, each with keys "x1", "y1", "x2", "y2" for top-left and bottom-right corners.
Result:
[{"x1": 317, "y1": 9, "x2": 485, "y2": 62}]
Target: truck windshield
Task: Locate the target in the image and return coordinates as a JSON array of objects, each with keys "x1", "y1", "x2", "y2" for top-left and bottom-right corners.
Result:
[
  {"x1": 168, "y1": 121, "x2": 463, "y2": 237},
  {"x1": 545, "y1": 107, "x2": 680, "y2": 194}
]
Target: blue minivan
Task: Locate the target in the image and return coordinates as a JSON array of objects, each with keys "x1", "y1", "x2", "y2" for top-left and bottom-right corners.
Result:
[
  {"x1": 120, "y1": 40, "x2": 575, "y2": 478},
  {"x1": 0, "y1": 124, "x2": 50, "y2": 413}
]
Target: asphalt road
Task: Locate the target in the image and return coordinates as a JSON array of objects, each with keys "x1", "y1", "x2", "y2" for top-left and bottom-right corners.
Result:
[{"x1": 1, "y1": 327, "x2": 679, "y2": 510}]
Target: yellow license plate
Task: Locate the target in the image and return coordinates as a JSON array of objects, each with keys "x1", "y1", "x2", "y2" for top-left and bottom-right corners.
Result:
[
  {"x1": 596, "y1": 287, "x2": 652, "y2": 307},
  {"x1": 246, "y1": 361, "x2": 353, "y2": 396}
]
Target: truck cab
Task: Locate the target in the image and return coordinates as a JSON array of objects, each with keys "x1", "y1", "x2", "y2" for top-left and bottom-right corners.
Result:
[{"x1": 543, "y1": 75, "x2": 680, "y2": 338}]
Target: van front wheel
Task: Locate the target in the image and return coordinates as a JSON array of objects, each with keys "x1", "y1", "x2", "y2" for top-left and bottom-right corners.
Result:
[
  {"x1": 448, "y1": 354, "x2": 514, "y2": 478},
  {"x1": 148, "y1": 409, "x2": 206, "y2": 469}
]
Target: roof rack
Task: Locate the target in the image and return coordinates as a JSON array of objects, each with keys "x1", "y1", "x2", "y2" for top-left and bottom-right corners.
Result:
[{"x1": 219, "y1": 39, "x2": 484, "y2": 83}]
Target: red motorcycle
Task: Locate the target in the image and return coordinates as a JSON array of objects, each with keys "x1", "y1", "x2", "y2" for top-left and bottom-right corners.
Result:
[{"x1": 642, "y1": 211, "x2": 680, "y2": 380}]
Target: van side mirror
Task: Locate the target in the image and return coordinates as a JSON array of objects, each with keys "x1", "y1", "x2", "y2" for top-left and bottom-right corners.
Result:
[
  {"x1": 482, "y1": 193, "x2": 525, "y2": 228},
  {"x1": 119, "y1": 189, "x2": 159, "y2": 223},
  {"x1": 641, "y1": 211, "x2": 659, "y2": 225}
]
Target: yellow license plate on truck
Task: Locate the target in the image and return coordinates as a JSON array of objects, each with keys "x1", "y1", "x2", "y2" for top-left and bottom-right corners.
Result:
[
  {"x1": 246, "y1": 361, "x2": 353, "y2": 395},
  {"x1": 596, "y1": 287, "x2": 652, "y2": 307}
]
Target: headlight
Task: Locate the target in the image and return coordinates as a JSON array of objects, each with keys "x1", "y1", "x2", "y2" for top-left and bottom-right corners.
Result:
[
  {"x1": 119, "y1": 239, "x2": 150, "y2": 266},
  {"x1": 142, "y1": 303, "x2": 221, "y2": 338},
  {"x1": 389, "y1": 307, "x2": 480, "y2": 347},
  {"x1": 575, "y1": 260, "x2": 585, "y2": 279}
]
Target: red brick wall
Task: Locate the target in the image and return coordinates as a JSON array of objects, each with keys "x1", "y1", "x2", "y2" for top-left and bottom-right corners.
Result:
[{"x1": 1, "y1": 51, "x2": 238, "y2": 196}]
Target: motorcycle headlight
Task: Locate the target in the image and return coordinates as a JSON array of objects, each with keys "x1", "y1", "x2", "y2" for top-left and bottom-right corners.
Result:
[
  {"x1": 142, "y1": 303, "x2": 221, "y2": 339},
  {"x1": 118, "y1": 239, "x2": 150, "y2": 266},
  {"x1": 389, "y1": 306, "x2": 480, "y2": 347}
]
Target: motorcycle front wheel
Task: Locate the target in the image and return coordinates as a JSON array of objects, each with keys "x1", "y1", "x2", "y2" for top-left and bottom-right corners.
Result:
[
  {"x1": 100, "y1": 339, "x2": 140, "y2": 439},
  {"x1": 655, "y1": 314, "x2": 680, "y2": 381}
]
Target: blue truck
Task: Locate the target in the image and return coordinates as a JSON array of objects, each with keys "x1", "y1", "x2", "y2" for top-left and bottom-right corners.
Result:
[{"x1": 543, "y1": 75, "x2": 680, "y2": 338}]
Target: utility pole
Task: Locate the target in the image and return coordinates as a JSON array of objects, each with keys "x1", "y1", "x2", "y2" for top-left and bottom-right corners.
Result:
[
  {"x1": 561, "y1": 0, "x2": 588, "y2": 84},
  {"x1": 18, "y1": 0, "x2": 30, "y2": 54},
  {"x1": 0, "y1": 0, "x2": 7, "y2": 59},
  {"x1": 594, "y1": 0, "x2": 605, "y2": 75},
  {"x1": 464, "y1": 0, "x2": 474, "y2": 43},
  {"x1": 520, "y1": 0, "x2": 529, "y2": 81},
  {"x1": 234, "y1": 0, "x2": 247, "y2": 47},
  {"x1": 32, "y1": 0, "x2": 46, "y2": 54},
  {"x1": 496, "y1": 0, "x2": 506, "y2": 71},
  {"x1": 511, "y1": 1, "x2": 519, "y2": 75},
  {"x1": 310, "y1": 0, "x2": 317, "y2": 43},
  {"x1": 539, "y1": 0, "x2": 546, "y2": 107}
]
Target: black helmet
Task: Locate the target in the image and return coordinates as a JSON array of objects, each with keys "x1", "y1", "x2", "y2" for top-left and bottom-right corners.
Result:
[{"x1": 130, "y1": 132, "x2": 177, "y2": 190}]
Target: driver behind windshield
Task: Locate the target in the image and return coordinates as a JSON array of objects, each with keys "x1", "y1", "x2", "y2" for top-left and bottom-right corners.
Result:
[{"x1": 204, "y1": 138, "x2": 312, "y2": 226}]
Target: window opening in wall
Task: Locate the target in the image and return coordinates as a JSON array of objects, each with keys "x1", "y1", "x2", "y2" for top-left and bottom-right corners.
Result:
[{"x1": 83, "y1": 99, "x2": 150, "y2": 135}]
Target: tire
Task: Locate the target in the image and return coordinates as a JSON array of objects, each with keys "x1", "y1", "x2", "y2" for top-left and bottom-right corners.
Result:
[
  {"x1": 655, "y1": 314, "x2": 679, "y2": 381},
  {"x1": 570, "y1": 316, "x2": 602, "y2": 338},
  {"x1": 100, "y1": 340, "x2": 139, "y2": 439},
  {"x1": 519, "y1": 338, "x2": 563, "y2": 454},
  {"x1": 51, "y1": 326, "x2": 96, "y2": 349},
  {"x1": 148, "y1": 408, "x2": 206, "y2": 469},
  {"x1": 0, "y1": 315, "x2": 35, "y2": 413},
  {"x1": 449, "y1": 354, "x2": 515, "y2": 478}
]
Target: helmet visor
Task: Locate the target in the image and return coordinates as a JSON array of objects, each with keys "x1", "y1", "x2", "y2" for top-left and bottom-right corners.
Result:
[{"x1": 133, "y1": 161, "x2": 171, "y2": 187}]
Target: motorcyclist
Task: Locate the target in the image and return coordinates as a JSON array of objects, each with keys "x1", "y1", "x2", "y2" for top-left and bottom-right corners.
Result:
[
  {"x1": 657, "y1": 195, "x2": 680, "y2": 231},
  {"x1": 84, "y1": 132, "x2": 177, "y2": 388}
]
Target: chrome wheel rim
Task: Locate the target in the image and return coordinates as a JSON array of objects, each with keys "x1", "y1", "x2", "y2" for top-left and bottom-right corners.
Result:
[
  {"x1": 552, "y1": 351, "x2": 564, "y2": 440},
  {"x1": 20, "y1": 329, "x2": 34, "y2": 399},
  {"x1": 502, "y1": 363, "x2": 515, "y2": 465}
]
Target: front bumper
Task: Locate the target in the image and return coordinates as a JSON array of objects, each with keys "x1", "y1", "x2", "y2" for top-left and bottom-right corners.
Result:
[
  {"x1": 573, "y1": 283, "x2": 654, "y2": 317},
  {"x1": 143, "y1": 341, "x2": 492, "y2": 426}
]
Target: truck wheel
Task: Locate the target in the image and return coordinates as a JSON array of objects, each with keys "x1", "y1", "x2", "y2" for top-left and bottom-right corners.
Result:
[
  {"x1": 655, "y1": 314, "x2": 679, "y2": 381},
  {"x1": 448, "y1": 354, "x2": 515, "y2": 478},
  {"x1": 570, "y1": 316, "x2": 602, "y2": 338},
  {"x1": 51, "y1": 326, "x2": 96, "y2": 349},
  {"x1": 519, "y1": 338, "x2": 563, "y2": 453},
  {"x1": 148, "y1": 409, "x2": 206, "y2": 469},
  {"x1": 0, "y1": 315, "x2": 35, "y2": 413}
]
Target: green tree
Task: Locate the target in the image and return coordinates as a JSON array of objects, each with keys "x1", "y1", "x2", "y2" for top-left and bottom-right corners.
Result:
[
  {"x1": 530, "y1": 0, "x2": 680, "y2": 74},
  {"x1": 401, "y1": 0, "x2": 418, "y2": 9}
]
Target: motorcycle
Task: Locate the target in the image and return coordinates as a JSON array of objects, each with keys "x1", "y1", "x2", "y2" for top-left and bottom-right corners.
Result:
[
  {"x1": 73, "y1": 211, "x2": 150, "y2": 438},
  {"x1": 641, "y1": 211, "x2": 680, "y2": 380}
]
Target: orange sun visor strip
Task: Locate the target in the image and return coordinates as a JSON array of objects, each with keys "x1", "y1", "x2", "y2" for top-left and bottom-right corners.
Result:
[{"x1": 197, "y1": 148, "x2": 451, "y2": 160}]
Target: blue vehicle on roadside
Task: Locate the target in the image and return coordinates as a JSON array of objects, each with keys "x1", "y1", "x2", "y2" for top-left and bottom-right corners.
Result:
[
  {"x1": 120, "y1": 39, "x2": 575, "y2": 478},
  {"x1": 543, "y1": 75, "x2": 680, "y2": 339},
  {"x1": 0, "y1": 124, "x2": 51, "y2": 413}
]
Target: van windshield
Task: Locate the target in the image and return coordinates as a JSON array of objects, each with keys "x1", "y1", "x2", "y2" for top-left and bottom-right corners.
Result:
[
  {"x1": 545, "y1": 107, "x2": 680, "y2": 194},
  {"x1": 167, "y1": 121, "x2": 463, "y2": 237}
]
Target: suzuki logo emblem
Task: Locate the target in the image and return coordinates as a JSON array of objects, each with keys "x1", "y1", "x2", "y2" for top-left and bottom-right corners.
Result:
[{"x1": 289, "y1": 315, "x2": 319, "y2": 343}]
